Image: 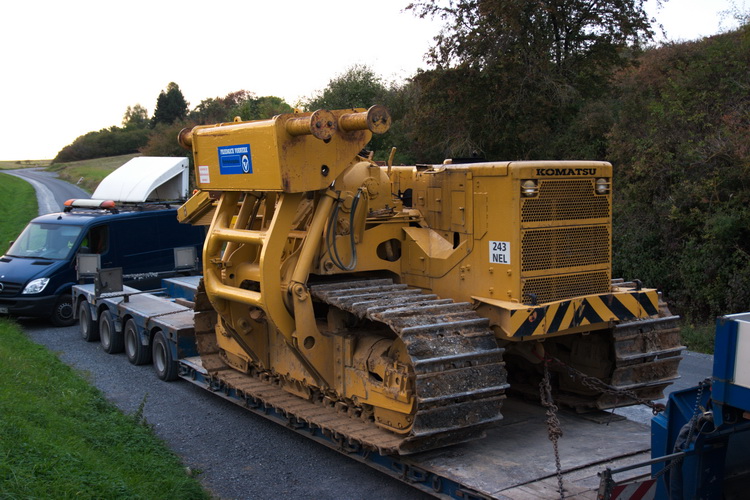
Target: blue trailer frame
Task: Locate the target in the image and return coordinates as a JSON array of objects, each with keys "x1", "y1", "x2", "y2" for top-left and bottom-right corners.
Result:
[{"x1": 647, "y1": 313, "x2": 750, "y2": 499}]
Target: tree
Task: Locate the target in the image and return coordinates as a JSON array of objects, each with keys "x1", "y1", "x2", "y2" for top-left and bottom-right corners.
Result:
[
  {"x1": 191, "y1": 90, "x2": 255, "y2": 124},
  {"x1": 140, "y1": 119, "x2": 194, "y2": 158},
  {"x1": 122, "y1": 104, "x2": 149, "y2": 129},
  {"x1": 230, "y1": 94, "x2": 292, "y2": 121},
  {"x1": 609, "y1": 26, "x2": 750, "y2": 319},
  {"x1": 408, "y1": 0, "x2": 654, "y2": 74},
  {"x1": 402, "y1": 0, "x2": 657, "y2": 161},
  {"x1": 248, "y1": 96, "x2": 293, "y2": 120},
  {"x1": 190, "y1": 91, "x2": 293, "y2": 124},
  {"x1": 304, "y1": 65, "x2": 389, "y2": 110},
  {"x1": 151, "y1": 82, "x2": 189, "y2": 127},
  {"x1": 53, "y1": 126, "x2": 150, "y2": 163},
  {"x1": 190, "y1": 97, "x2": 231, "y2": 124},
  {"x1": 304, "y1": 65, "x2": 408, "y2": 160}
]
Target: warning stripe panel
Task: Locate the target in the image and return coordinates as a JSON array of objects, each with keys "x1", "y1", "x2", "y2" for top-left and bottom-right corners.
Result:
[
  {"x1": 508, "y1": 290, "x2": 659, "y2": 338},
  {"x1": 611, "y1": 479, "x2": 656, "y2": 500}
]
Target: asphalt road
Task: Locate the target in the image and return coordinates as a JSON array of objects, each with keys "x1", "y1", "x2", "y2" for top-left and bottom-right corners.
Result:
[
  {"x1": 9, "y1": 168, "x2": 715, "y2": 498},
  {"x1": 5, "y1": 167, "x2": 89, "y2": 215}
]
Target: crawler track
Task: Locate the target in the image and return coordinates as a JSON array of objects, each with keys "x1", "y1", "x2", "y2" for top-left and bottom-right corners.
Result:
[
  {"x1": 193, "y1": 279, "x2": 509, "y2": 455},
  {"x1": 597, "y1": 314, "x2": 684, "y2": 408},
  {"x1": 511, "y1": 314, "x2": 684, "y2": 412}
]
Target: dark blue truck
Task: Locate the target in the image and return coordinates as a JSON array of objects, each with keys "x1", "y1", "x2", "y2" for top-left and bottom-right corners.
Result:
[
  {"x1": 0, "y1": 157, "x2": 205, "y2": 326},
  {"x1": 0, "y1": 202, "x2": 204, "y2": 325}
]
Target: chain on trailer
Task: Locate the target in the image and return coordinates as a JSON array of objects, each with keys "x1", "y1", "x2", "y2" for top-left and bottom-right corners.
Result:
[
  {"x1": 655, "y1": 379, "x2": 709, "y2": 480},
  {"x1": 596, "y1": 378, "x2": 712, "y2": 500},
  {"x1": 544, "y1": 354, "x2": 668, "y2": 416},
  {"x1": 540, "y1": 360, "x2": 565, "y2": 500},
  {"x1": 534, "y1": 343, "x2": 674, "y2": 500}
]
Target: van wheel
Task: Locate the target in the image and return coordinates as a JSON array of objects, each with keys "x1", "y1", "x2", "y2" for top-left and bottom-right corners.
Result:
[
  {"x1": 99, "y1": 310, "x2": 124, "y2": 354},
  {"x1": 124, "y1": 318, "x2": 151, "y2": 365},
  {"x1": 152, "y1": 330, "x2": 178, "y2": 381},
  {"x1": 51, "y1": 293, "x2": 76, "y2": 327},
  {"x1": 79, "y1": 300, "x2": 99, "y2": 342}
]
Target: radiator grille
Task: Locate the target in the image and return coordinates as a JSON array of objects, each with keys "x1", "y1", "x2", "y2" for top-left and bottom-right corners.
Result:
[
  {"x1": 521, "y1": 180, "x2": 610, "y2": 223},
  {"x1": 0, "y1": 281, "x2": 22, "y2": 296},
  {"x1": 522, "y1": 271, "x2": 611, "y2": 304},
  {"x1": 521, "y1": 226, "x2": 610, "y2": 272}
]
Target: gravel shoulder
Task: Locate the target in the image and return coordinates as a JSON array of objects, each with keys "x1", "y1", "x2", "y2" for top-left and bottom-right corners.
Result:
[
  {"x1": 22, "y1": 318, "x2": 430, "y2": 500},
  {"x1": 24, "y1": 317, "x2": 711, "y2": 498}
]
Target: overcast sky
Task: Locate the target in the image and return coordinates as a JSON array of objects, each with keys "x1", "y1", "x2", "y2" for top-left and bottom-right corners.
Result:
[{"x1": 0, "y1": 0, "x2": 744, "y2": 161}]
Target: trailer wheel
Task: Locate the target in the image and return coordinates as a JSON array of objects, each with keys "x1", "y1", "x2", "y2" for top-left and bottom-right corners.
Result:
[
  {"x1": 79, "y1": 300, "x2": 99, "y2": 342},
  {"x1": 51, "y1": 293, "x2": 76, "y2": 327},
  {"x1": 99, "y1": 310, "x2": 124, "y2": 354},
  {"x1": 152, "y1": 330, "x2": 178, "y2": 381},
  {"x1": 124, "y1": 318, "x2": 151, "y2": 366}
]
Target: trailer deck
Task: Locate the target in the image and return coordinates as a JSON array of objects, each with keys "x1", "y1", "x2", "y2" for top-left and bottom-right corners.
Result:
[{"x1": 178, "y1": 352, "x2": 651, "y2": 499}]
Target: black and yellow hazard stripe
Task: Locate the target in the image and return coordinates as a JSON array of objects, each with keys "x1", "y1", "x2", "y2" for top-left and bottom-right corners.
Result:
[{"x1": 509, "y1": 289, "x2": 660, "y2": 338}]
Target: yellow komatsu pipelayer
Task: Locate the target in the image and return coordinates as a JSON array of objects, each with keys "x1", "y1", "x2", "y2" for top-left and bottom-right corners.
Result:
[{"x1": 177, "y1": 107, "x2": 683, "y2": 454}]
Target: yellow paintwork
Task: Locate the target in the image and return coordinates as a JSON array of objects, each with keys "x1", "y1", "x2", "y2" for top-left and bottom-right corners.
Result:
[
  {"x1": 391, "y1": 161, "x2": 611, "y2": 301},
  {"x1": 184, "y1": 107, "x2": 389, "y2": 193},
  {"x1": 177, "y1": 189, "x2": 215, "y2": 225}
]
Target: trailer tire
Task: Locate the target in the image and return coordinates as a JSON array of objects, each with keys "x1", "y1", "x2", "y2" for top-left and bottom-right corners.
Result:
[
  {"x1": 124, "y1": 318, "x2": 151, "y2": 366},
  {"x1": 79, "y1": 300, "x2": 99, "y2": 342},
  {"x1": 99, "y1": 310, "x2": 124, "y2": 354},
  {"x1": 51, "y1": 293, "x2": 76, "y2": 327},
  {"x1": 152, "y1": 330, "x2": 178, "y2": 381}
]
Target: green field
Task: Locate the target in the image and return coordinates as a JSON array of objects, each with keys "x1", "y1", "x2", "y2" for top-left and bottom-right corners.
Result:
[
  {"x1": 0, "y1": 172, "x2": 210, "y2": 499},
  {"x1": 48, "y1": 153, "x2": 140, "y2": 193},
  {"x1": 0, "y1": 160, "x2": 51, "y2": 170}
]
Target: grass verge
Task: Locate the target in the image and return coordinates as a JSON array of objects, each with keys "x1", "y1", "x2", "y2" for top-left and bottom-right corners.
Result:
[
  {"x1": 0, "y1": 320, "x2": 210, "y2": 499},
  {"x1": 0, "y1": 173, "x2": 38, "y2": 254},
  {"x1": 680, "y1": 321, "x2": 715, "y2": 354},
  {"x1": 0, "y1": 170, "x2": 210, "y2": 498}
]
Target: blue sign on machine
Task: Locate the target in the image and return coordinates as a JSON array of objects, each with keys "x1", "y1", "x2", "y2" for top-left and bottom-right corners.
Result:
[{"x1": 218, "y1": 144, "x2": 252, "y2": 175}]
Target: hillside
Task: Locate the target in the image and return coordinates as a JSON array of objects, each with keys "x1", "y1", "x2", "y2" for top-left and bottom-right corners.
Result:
[
  {"x1": 48, "y1": 154, "x2": 140, "y2": 193},
  {"x1": 610, "y1": 27, "x2": 750, "y2": 321}
]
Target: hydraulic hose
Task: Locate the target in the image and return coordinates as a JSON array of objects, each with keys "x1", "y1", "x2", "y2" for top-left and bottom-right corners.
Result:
[{"x1": 326, "y1": 188, "x2": 363, "y2": 271}]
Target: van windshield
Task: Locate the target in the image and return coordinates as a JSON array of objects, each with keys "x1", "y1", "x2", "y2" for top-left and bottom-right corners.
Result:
[{"x1": 7, "y1": 223, "x2": 83, "y2": 260}]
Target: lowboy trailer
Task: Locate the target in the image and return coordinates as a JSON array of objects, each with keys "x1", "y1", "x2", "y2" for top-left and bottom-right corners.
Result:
[{"x1": 74, "y1": 276, "x2": 656, "y2": 499}]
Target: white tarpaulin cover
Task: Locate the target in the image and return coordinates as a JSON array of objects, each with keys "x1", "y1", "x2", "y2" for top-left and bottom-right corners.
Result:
[{"x1": 92, "y1": 157, "x2": 190, "y2": 203}]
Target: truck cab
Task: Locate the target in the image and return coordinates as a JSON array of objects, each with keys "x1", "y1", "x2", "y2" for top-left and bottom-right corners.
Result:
[{"x1": 0, "y1": 157, "x2": 205, "y2": 326}]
